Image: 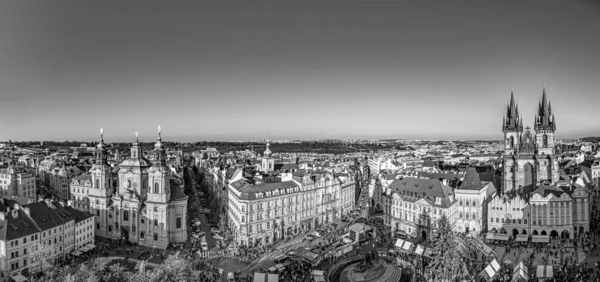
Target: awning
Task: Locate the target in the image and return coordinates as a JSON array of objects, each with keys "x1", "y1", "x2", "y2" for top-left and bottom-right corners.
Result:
[
  {"x1": 494, "y1": 234, "x2": 509, "y2": 241},
  {"x1": 267, "y1": 274, "x2": 278, "y2": 282},
  {"x1": 268, "y1": 266, "x2": 277, "y2": 272},
  {"x1": 484, "y1": 265, "x2": 496, "y2": 278},
  {"x1": 71, "y1": 250, "x2": 83, "y2": 256},
  {"x1": 536, "y1": 265, "x2": 553, "y2": 278},
  {"x1": 228, "y1": 273, "x2": 234, "y2": 279},
  {"x1": 274, "y1": 263, "x2": 285, "y2": 270},
  {"x1": 490, "y1": 259, "x2": 501, "y2": 272},
  {"x1": 515, "y1": 235, "x2": 528, "y2": 242},
  {"x1": 402, "y1": 241, "x2": 413, "y2": 250},
  {"x1": 395, "y1": 238, "x2": 405, "y2": 248},
  {"x1": 314, "y1": 275, "x2": 325, "y2": 282},
  {"x1": 414, "y1": 245, "x2": 425, "y2": 256},
  {"x1": 532, "y1": 235, "x2": 550, "y2": 243},
  {"x1": 253, "y1": 273, "x2": 266, "y2": 282},
  {"x1": 485, "y1": 233, "x2": 495, "y2": 240},
  {"x1": 10, "y1": 274, "x2": 28, "y2": 282},
  {"x1": 312, "y1": 270, "x2": 324, "y2": 276}
]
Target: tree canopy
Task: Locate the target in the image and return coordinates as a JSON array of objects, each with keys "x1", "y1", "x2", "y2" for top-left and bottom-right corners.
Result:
[{"x1": 425, "y1": 214, "x2": 471, "y2": 282}]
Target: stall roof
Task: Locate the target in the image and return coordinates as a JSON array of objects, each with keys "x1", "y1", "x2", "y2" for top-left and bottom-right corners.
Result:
[
  {"x1": 254, "y1": 273, "x2": 266, "y2": 282},
  {"x1": 532, "y1": 235, "x2": 550, "y2": 243},
  {"x1": 395, "y1": 238, "x2": 405, "y2": 248},
  {"x1": 515, "y1": 235, "x2": 528, "y2": 242},
  {"x1": 485, "y1": 233, "x2": 495, "y2": 240},
  {"x1": 536, "y1": 265, "x2": 553, "y2": 278},
  {"x1": 267, "y1": 273, "x2": 278, "y2": 282},
  {"x1": 484, "y1": 265, "x2": 496, "y2": 278},
  {"x1": 402, "y1": 241, "x2": 413, "y2": 250},
  {"x1": 494, "y1": 234, "x2": 509, "y2": 241}
]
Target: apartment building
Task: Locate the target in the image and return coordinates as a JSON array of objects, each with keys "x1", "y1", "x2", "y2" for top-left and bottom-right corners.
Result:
[
  {"x1": 0, "y1": 167, "x2": 36, "y2": 200},
  {"x1": 389, "y1": 177, "x2": 456, "y2": 241},
  {"x1": 227, "y1": 170, "x2": 343, "y2": 247},
  {"x1": 0, "y1": 200, "x2": 40, "y2": 278},
  {"x1": 65, "y1": 206, "x2": 95, "y2": 251}
]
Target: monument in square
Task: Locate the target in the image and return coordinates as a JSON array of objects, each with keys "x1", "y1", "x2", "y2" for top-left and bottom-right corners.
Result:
[{"x1": 342, "y1": 250, "x2": 404, "y2": 282}]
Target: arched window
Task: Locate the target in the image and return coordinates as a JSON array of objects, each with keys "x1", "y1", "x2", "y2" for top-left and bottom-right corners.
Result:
[
  {"x1": 176, "y1": 217, "x2": 182, "y2": 229},
  {"x1": 123, "y1": 210, "x2": 129, "y2": 221},
  {"x1": 108, "y1": 225, "x2": 112, "y2": 232},
  {"x1": 509, "y1": 136, "x2": 514, "y2": 148},
  {"x1": 154, "y1": 183, "x2": 159, "y2": 193},
  {"x1": 543, "y1": 134, "x2": 548, "y2": 147},
  {"x1": 153, "y1": 234, "x2": 158, "y2": 241},
  {"x1": 95, "y1": 179, "x2": 99, "y2": 189},
  {"x1": 459, "y1": 212, "x2": 463, "y2": 218},
  {"x1": 140, "y1": 232, "x2": 145, "y2": 239},
  {"x1": 154, "y1": 219, "x2": 158, "y2": 226},
  {"x1": 127, "y1": 179, "x2": 132, "y2": 189}
]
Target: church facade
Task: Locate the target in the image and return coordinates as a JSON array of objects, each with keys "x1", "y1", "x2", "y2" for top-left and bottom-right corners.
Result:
[
  {"x1": 487, "y1": 90, "x2": 590, "y2": 239},
  {"x1": 70, "y1": 128, "x2": 188, "y2": 248}
]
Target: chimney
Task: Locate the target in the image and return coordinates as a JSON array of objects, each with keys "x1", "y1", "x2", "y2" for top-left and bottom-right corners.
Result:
[
  {"x1": 11, "y1": 209, "x2": 18, "y2": 218},
  {"x1": 23, "y1": 207, "x2": 31, "y2": 216},
  {"x1": 59, "y1": 201, "x2": 65, "y2": 207},
  {"x1": 67, "y1": 200, "x2": 73, "y2": 207}
]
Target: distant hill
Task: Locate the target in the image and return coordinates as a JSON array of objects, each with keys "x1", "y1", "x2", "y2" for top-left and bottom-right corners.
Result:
[{"x1": 581, "y1": 137, "x2": 600, "y2": 143}]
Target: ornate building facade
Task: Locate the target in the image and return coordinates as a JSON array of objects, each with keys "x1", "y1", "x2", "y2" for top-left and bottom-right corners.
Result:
[
  {"x1": 70, "y1": 128, "x2": 188, "y2": 248},
  {"x1": 488, "y1": 89, "x2": 590, "y2": 239}
]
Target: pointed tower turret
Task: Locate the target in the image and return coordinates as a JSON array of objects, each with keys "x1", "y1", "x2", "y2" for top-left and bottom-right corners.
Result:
[
  {"x1": 91, "y1": 128, "x2": 114, "y2": 192},
  {"x1": 503, "y1": 91, "x2": 522, "y2": 155},
  {"x1": 148, "y1": 126, "x2": 170, "y2": 202},
  {"x1": 534, "y1": 85, "x2": 558, "y2": 185},
  {"x1": 131, "y1": 132, "x2": 142, "y2": 159}
]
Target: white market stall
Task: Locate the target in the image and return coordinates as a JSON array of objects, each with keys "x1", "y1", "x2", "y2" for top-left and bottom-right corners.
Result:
[{"x1": 536, "y1": 265, "x2": 553, "y2": 279}]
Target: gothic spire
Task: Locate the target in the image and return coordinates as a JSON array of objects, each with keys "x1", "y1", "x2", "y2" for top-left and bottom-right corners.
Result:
[
  {"x1": 534, "y1": 87, "x2": 556, "y2": 131},
  {"x1": 503, "y1": 91, "x2": 522, "y2": 133}
]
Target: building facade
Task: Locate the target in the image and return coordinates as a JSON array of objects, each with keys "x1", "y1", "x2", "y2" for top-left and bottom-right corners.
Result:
[
  {"x1": 488, "y1": 90, "x2": 591, "y2": 239},
  {"x1": 227, "y1": 169, "x2": 346, "y2": 247},
  {"x1": 0, "y1": 167, "x2": 36, "y2": 200},
  {"x1": 70, "y1": 129, "x2": 188, "y2": 249},
  {"x1": 389, "y1": 177, "x2": 456, "y2": 241}
]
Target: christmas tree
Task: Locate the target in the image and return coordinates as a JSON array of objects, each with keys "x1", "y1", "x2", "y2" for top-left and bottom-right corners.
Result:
[{"x1": 425, "y1": 214, "x2": 471, "y2": 282}]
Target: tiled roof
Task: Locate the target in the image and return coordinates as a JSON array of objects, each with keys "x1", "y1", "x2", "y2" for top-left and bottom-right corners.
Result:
[
  {"x1": 532, "y1": 185, "x2": 568, "y2": 198},
  {"x1": 458, "y1": 167, "x2": 484, "y2": 190},
  {"x1": 0, "y1": 199, "x2": 41, "y2": 241},
  {"x1": 389, "y1": 177, "x2": 454, "y2": 199},
  {"x1": 24, "y1": 201, "x2": 66, "y2": 231},
  {"x1": 169, "y1": 179, "x2": 188, "y2": 202},
  {"x1": 64, "y1": 206, "x2": 94, "y2": 224},
  {"x1": 231, "y1": 180, "x2": 300, "y2": 201}
]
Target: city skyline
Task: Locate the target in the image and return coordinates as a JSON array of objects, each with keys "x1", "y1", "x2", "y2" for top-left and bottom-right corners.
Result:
[{"x1": 1, "y1": 0, "x2": 599, "y2": 142}]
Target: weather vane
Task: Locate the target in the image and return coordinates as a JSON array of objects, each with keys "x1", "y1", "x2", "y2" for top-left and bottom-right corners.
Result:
[
  {"x1": 158, "y1": 125, "x2": 162, "y2": 139},
  {"x1": 135, "y1": 132, "x2": 139, "y2": 142}
]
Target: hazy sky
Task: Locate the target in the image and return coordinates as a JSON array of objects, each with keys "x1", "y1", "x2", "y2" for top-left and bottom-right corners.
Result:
[{"x1": 1, "y1": 0, "x2": 599, "y2": 142}]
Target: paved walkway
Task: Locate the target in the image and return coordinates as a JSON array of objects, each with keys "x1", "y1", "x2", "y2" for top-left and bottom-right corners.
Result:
[{"x1": 95, "y1": 256, "x2": 162, "y2": 269}]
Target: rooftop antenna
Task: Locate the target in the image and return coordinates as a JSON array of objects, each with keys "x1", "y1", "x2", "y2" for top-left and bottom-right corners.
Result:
[
  {"x1": 158, "y1": 125, "x2": 162, "y2": 140},
  {"x1": 135, "y1": 132, "x2": 139, "y2": 143}
]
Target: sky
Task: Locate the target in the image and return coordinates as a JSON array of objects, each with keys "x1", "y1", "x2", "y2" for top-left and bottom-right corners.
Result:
[{"x1": 0, "y1": 0, "x2": 599, "y2": 142}]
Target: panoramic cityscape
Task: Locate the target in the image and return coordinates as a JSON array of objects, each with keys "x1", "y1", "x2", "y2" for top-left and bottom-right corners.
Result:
[{"x1": 2, "y1": 1, "x2": 600, "y2": 282}]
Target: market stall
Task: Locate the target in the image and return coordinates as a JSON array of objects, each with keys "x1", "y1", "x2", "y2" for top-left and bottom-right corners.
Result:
[
  {"x1": 512, "y1": 262, "x2": 528, "y2": 281},
  {"x1": 515, "y1": 234, "x2": 529, "y2": 243},
  {"x1": 536, "y1": 265, "x2": 553, "y2": 280},
  {"x1": 532, "y1": 235, "x2": 550, "y2": 244},
  {"x1": 494, "y1": 234, "x2": 510, "y2": 241}
]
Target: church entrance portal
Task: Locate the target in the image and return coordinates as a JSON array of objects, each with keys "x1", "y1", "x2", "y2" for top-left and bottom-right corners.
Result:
[
  {"x1": 121, "y1": 227, "x2": 129, "y2": 242},
  {"x1": 421, "y1": 230, "x2": 427, "y2": 241}
]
